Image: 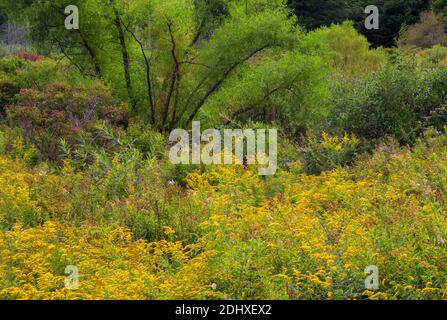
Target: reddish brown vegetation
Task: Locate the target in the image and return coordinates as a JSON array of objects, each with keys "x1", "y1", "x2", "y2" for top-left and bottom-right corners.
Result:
[{"x1": 15, "y1": 52, "x2": 43, "y2": 62}]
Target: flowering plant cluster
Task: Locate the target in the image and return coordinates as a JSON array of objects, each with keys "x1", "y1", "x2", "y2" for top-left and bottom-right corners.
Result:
[{"x1": 1, "y1": 129, "x2": 447, "y2": 300}]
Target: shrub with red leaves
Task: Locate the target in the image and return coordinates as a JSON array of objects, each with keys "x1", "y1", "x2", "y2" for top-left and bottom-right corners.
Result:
[
  {"x1": 6, "y1": 81, "x2": 129, "y2": 163},
  {"x1": 15, "y1": 52, "x2": 43, "y2": 62}
]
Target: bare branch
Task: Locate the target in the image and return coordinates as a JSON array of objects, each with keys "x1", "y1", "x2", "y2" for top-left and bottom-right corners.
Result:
[
  {"x1": 123, "y1": 23, "x2": 156, "y2": 124},
  {"x1": 185, "y1": 44, "x2": 271, "y2": 126},
  {"x1": 162, "y1": 21, "x2": 181, "y2": 128}
]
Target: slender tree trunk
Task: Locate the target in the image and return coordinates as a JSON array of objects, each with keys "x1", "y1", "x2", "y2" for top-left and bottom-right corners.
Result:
[
  {"x1": 112, "y1": 5, "x2": 136, "y2": 112},
  {"x1": 123, "y1": 25, "x2": 156, "y2": 124},
  {"x1": 143, "y1": 51, "x2": 156, "y2": 124},
  {"x1": 162, "y1": 22, "x2": 180, "y2": 130},
  {"x1": 78, "y1": 30, "x2": 102, "y2": 78}
]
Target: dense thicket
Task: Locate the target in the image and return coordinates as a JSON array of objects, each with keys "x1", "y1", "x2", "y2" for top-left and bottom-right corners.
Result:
[
  {"x1": 2, "y1": 0, "x2": 447, "y2": 301},
  {"x1": 1, "y1": 0, "x2": 330, "y2": 132},
  {"x1": 287, "y1": 0, "x2": 430, "y2": 47}
]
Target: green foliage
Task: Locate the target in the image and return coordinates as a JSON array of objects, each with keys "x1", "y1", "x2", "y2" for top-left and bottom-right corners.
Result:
[
  {"x1": 3, "y1": 0, "x2": 447, "y2": 301},
  {"x1": 0, "y1": 126, "x2": 39, "y2": 165},
  {"x1": 303, "y1": 132, "x2": 361, "y2": 175},
  {"x1": 6, "y1": 81, "x2": 128, "y2": 164},
  {"x1": 276, "y1": 133, "x2": 301, "y2": 170},
  {"x1": 0, "y1": 75, "x2": 19, "y2": 116},
  {"x1": 1, "y1": 0, "x2": 329, "y2": 130},
  {"x1": 358, "y1": 0, "x2": 430, "y2": 47},
  {"x1": 326, "y1": 57, "x2": 447, "y2": 145},
  {"x1": 210, "y1": 50, "x2": 330, "y2": 129},
  {"x1": 301, "y1": 21, "x2": 386, "y2": 74},
  {"x1": 70, "y1": 156, "x2": 200, "y2": 242},
  {"x1": 126, "y1": 121, "x2": 165, "y2": 159},
  {"x1": 0, "y1": 7, "x2": 6, "y2": 26},
  {"x1": 166, "y1": 163, "x2": 204, "y2": 188},
  {"x1": 416, "y1": 44, "x2": 447, "y2": 66},
  {"x1": 287, "y1": 0, "x2": 430, "y2": 47},
  {"x1": 0, "y1": 55, "x2": 91, "y2": 118},
  {"x1": 287, "y1": 0, "x2": 354, "y2": 29},
  {"x1": 433, "y1": 0, "x2": 447, "y2": 15},
  {"x1": 0, "y1": 127, "x2": 6, "y2": 154},
  {"x1": 0, "y1": 55, "x2": 29, "y2": 74},
  {"x1": 0, "y1": 56, "x2": 28, "y2": 114}
]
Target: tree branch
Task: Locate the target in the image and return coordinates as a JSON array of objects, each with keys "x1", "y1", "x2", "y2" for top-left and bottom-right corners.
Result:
[
  {"x1": 124, "y1": 23, "x2": 156, "y2": 124},
  {"x1": 185, "y1": 44, "x2": 271, "y2": 126},
  {"x1": 162, "y1": 21, "x2": 180, "y2": 128}
]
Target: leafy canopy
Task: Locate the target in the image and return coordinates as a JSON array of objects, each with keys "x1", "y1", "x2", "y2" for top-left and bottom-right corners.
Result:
[{"x1": 1, "y1": 0, "x2": 329, "y2": 131}]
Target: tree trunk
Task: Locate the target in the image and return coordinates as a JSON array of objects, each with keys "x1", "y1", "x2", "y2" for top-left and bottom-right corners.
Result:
[{"x1": 112, "y1": 5, "x2": 136, "y2": 112}]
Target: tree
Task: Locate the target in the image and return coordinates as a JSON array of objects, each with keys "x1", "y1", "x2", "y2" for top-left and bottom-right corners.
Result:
[
  {"x1": 287, "y1": 0, "x2": 354, "y2": 30},
  {"x1": 432, "y1": 0, "x2": 447, "y2": 15},
  {"x1": 357, "y1": 0, "x2": 430, "y2": 47},
  {"x1": 398, "y1": 11, "x2": 447, "y2": 48},
  {"x1": 1, "y1": 0, "x2": 329, "y2": 131},
  {"x1": 0, "y1": 7, "x2": 6, "y2": 26},
  {"x1": 302, "y1": 21, "x2": 386, "y2": 74},
  {"x1": 287, "y1": 0, "x2": 430, "y2": 47}
]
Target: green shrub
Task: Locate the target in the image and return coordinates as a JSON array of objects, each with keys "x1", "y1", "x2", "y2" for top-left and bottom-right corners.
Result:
[
  {"x1": 326, "y1": 58, "x2": 447, "y2": 145},
  {"x1": 0, "y1": 56, "x2": 28, "y2": 115},
  {"x1": 416, "y1": 44, "x2": 447, "y2": 66},
  {"x1": 169, "y1": 164, "x2": 203, "y2": 188},
  {"x1": 59, "y1": 140, "x2": 200, "y2": 242},
  {"x1": 0, "y1": 56, "x2": 89, "y2": 118},
  {"x1": 415, "y1": 67, "x2": 447, "y2": 131},
  {"x1": 0, "y1": 126, "x2": 40, "y2": 165},
  {"x1": 126, "y1": 121, "x2": 166, "y2": 159},
  {"x1": 301, "y1": 21, "x2": 386, "y2": 74},
  {"x1": 0, "y1": 55, "x2": 30, "y2": 74},
  {"x1": 0, "y1": 73, "x2": 20, "y2": 115},
  {"x1": 303, "y1": 132, "x2": 361, "y2": 175},
  {"x1": 0, "y1": 127, "x2": 6, "y2": 154}
]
